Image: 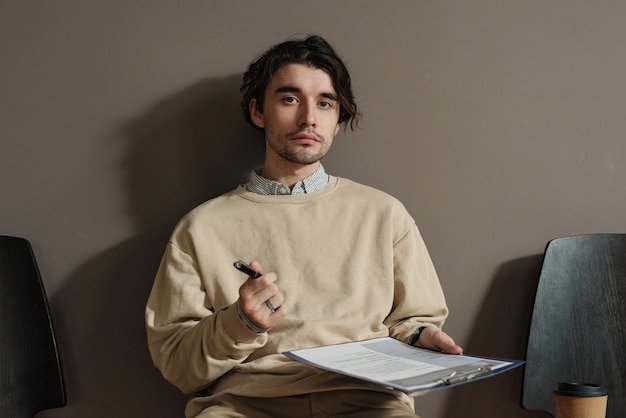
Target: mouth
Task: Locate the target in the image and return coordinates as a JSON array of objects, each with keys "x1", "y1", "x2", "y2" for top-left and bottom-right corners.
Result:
[{"x1": 289, "y1": 130, "x2": 322, "y2": 144}]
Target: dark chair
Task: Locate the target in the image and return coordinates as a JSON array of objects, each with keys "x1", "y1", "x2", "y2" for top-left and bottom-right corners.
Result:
[
  {"x1": 522, "y1": 234, "x2": 626, "y2": 417},
  {"x1": 0, "y1": 236, "x2": 66, "y2": 417}
]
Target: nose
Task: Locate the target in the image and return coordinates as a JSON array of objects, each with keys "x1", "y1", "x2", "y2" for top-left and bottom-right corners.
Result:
[{"x1": 298, "y1": 101, "x2": 317, "y2": 128}]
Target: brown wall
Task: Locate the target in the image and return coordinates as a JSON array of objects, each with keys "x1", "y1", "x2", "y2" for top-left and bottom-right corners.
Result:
[{"x1": 2, "y1": 2, "x2": 624, "y2": 417}]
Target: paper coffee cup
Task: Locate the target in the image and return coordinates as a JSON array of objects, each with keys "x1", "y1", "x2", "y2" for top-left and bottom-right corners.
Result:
[{"x1": 554, "y1": 382, "x2": 608, "y2": 418}]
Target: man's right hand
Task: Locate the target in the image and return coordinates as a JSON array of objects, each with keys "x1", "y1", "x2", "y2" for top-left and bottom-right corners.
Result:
[{"x1": 238, "y1": 260, "x2": 287, "y2": 330}]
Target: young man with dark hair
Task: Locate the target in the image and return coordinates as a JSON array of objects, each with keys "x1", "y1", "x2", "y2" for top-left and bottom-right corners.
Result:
[{"x1": 146, "y1": 35, "x2": 462, "y2": 418}]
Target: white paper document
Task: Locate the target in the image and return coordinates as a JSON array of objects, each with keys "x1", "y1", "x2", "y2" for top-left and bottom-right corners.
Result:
[{"x1": 285, "y1": 337, "x2": 523, "y2": 394}]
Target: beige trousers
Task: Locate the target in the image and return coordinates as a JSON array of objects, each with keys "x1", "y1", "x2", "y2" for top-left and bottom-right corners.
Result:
[{"x1": 193, "y1": 389, "x2": 419, "y2": 418}]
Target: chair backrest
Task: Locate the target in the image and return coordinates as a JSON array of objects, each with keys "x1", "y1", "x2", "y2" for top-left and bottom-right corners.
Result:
[
  {"x1": 0, "y1": 236, "x2": 66, "y2": 417},
  {"x1": 522, "y1": 234, "x2": 626, "y2": 417}
]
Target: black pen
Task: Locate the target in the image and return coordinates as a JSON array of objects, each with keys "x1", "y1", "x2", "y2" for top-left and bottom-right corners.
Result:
[{"x1": 233, "y1": 260, "x2": 262, "y2": 279}]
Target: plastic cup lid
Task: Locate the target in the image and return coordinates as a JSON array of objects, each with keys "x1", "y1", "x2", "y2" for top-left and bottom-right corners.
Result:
[{"x1": 554, "y1": 382, "x2": 607, "y2": 397}]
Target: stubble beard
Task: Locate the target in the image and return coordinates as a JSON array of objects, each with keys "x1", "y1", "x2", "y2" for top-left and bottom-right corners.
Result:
[
  {"x1": 267, "y1": 131, "x2": 329, "y2": 165},
  {"x1": 275, "y1": 146, "x2": 326, "y2": 165}
]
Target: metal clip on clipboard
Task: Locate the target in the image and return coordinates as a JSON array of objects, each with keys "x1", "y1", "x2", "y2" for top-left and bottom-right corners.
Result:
[{"x1": 440, "y1": 366, "x2": 493, "y2": 385}]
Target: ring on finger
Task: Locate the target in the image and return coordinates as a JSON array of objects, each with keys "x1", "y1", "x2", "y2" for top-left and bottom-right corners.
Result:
[{"x1": 264, "y1": 299, "x2": 276, "y2": 313}]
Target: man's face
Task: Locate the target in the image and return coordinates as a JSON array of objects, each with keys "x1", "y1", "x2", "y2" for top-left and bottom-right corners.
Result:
[{"x1": 250, "y1": 63, "x2": 340, "y2": 167}]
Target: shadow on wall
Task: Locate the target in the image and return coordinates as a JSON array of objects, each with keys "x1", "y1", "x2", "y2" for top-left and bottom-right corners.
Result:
[
  {"x1": 41, "y1": 75, "x2": 264, "y2": 418},
  {"x1": 441, "y1": 255, "x2": 551, "y2": 418}
]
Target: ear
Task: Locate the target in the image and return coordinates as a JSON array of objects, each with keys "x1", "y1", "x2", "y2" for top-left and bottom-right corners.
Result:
[
  {"x1": 249, "y1": 99, "x2": 265, "y2": 129},
  {"x1": 334, "y1": 123, "x2": 340, "y2": 136}
]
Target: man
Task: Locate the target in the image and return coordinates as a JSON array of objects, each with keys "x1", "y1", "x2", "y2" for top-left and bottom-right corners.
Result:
[{"x1": 146, "y1": 35, "x2": 462, "y2": 418}]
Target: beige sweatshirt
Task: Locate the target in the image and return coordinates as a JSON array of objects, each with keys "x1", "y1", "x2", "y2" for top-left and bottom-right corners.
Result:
[{"x1": 145, "y1": 176, "x2": 449, "y2": 415}]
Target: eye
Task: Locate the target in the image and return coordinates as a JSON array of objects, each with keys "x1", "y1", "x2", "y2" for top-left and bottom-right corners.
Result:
[
  {"x1": 319, "y1": 100, "x2": 335, "y2": 109},
  {"x1": 282, "y1": 96, "x2": 299, "y2": 104}
]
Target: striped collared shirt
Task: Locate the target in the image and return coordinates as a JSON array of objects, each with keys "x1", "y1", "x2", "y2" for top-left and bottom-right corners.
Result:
[{"x1": 244, "y1": 165, "x2": 329, "y2": 195}]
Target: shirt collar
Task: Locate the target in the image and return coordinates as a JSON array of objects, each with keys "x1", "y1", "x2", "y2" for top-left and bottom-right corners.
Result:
[{"x1": 245, "y1": 165, "x2": 329, "y2": 196}]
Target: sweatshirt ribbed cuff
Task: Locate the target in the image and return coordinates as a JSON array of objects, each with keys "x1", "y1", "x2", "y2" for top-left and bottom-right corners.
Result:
[
  {"x1": 407, "y1": 325, "x2": 428, "y2": 346},
  {"x1": 236, "y1": 300, "x2": 268, "y2": 334}
]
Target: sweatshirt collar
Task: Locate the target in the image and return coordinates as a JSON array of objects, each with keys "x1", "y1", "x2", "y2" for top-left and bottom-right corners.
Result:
[{"x1": 245, "y1": 165, "x2": 329, "y2": 196}]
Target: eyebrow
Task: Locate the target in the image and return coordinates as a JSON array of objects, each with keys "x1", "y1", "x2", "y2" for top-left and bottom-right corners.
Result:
[{"x1": 275, "y1": 85, "x2": 338, "y2": 101}]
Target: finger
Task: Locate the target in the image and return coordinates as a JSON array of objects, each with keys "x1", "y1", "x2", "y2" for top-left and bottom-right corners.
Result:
[
  {"x1": 265, "y1": 291, "x2": 284, "y2": 313},
  {"x1": 239, "y1": 273, "x2": 276, "y2": 302},
  {"x1": 436, "y1": 332, "x2": 463, "y2": 355},
  {"x1": 249, "y1": 260, "x2": 264, "y2": 275},
  {"x1": 264, "y1": 299, "x2": 276, "y2": 313}
]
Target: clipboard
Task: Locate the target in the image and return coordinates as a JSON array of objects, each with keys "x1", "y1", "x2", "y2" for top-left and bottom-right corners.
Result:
[{"x1": 284, "y1": 337, "x2": 524, "y2": 394}]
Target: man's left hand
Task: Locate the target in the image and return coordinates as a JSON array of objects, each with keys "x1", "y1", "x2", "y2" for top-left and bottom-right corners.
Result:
[{"x1": 414, "y1": 327, "x2": 463, "y2": 354}]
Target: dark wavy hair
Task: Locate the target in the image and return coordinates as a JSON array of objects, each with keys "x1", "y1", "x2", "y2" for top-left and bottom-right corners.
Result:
[{"x1": 241, "y1": 35, "x2": 360, "y2": 131}]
